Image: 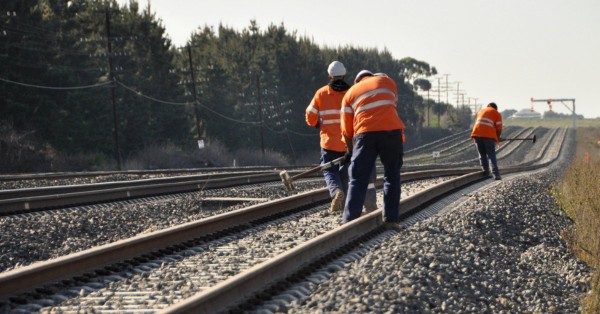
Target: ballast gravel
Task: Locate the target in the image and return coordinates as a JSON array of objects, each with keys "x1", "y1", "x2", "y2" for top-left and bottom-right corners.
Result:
[
  {"x1": 0, "y1": 177, "x2": 451, "y2": 273},
  {"x1": 0, "y1": 180, "x2": 321, "y2": 273},
  {"x1": 279, "y1": 166, "x2": 590, "y2": 313}
]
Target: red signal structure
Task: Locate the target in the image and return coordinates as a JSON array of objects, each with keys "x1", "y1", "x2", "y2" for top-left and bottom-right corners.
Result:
[{"x1": 530, "y1": 97, "x2": 576, "y2": 128}]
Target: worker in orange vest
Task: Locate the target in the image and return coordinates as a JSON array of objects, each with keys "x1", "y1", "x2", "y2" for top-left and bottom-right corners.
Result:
[
  {"x1": 306, "y1": 62, "x2": 378, "y2": 213},
  {"x1": 305, "y1": 61, "x2": 353, "y2": 212},
  {"x1": 340, "y1": 70, "x2": 406, "y2": 223},
  {"x1": 471, "y1": 102, "x2": 503, "y2": 180}
]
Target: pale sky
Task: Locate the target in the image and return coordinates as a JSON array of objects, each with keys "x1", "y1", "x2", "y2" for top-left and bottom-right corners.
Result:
[{"x1": 118, "y1": 0, "x2": 600, "y2": 118}]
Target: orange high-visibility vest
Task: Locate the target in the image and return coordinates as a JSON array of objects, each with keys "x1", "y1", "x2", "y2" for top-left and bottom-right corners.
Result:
[
  {"x1": 340, "y1": 75, "x2": 405, "y2": 141},
  {"x1": 471, "y1": 106, "x2": 503, "y2": 142},
  {"x1": 306, "y1": 85, "x2": 347, "y2": 152}
]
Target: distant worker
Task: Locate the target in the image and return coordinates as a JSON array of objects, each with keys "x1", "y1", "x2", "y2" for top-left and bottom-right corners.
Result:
[
  {"x1": 341, "y1": 70, "x2": 405, "y2": 223},
  {"x1": 471, "y1": 102, "x2": 503, "y2": 180}
]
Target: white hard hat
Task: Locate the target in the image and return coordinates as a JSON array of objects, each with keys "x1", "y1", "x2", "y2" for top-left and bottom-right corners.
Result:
[
  {"x1": 327, "y1": 61, "x2": 346, "y2": 77},
  {"x1": 354, "y1": 70, "x2": 373, "y2": 84}
]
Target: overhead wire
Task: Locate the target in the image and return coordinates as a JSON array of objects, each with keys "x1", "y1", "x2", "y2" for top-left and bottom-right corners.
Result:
[
  {"x1": 286, "y1": 128, "x2": 317, "y2": 137},
  {"x1": 262, "y1": 123, "x2": 315, "y2": 137},
  {"x1": 0, "y1": 75, "x2": 308, "y2": 132},
  {"x1": 0, "y1": 77, "x2": 112, "y2": 90},
  {"x1": 115, "y1": 80, "x2": 189, "y2": 106},
  {"x1": 115, "y1": 80, "x2": 262, "y2": 125}
]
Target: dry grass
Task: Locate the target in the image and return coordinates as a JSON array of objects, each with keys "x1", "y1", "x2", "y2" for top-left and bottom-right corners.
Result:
[{"x1": 553, "y1": 127, "x2": 600, "y2": 313}]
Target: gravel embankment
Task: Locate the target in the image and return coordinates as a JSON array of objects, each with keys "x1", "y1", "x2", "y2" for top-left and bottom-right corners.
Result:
[{"x1": 275, "y1": 162, "x2": 591, "y2": 313}]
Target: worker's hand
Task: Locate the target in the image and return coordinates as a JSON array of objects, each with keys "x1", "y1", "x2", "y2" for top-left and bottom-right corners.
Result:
[{"x1": 343, "y1": 151, "x2": 352, "y2": 165}]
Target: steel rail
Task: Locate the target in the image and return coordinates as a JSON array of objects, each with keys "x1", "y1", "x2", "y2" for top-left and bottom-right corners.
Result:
[
  {"x1": 4, "y1": 129, "x2": 540, "y2": 214},
  {"x1": 404, "y1": 129, "x2": 471, "y2": 155},
  {"x1": 403, "y1": 126, "x2": 525, "y2": 164},
  {"x1": 0, "y1": 163, "x2": 473, "y2": 214},
  {"x1": 409, "y1": 126, "x2": 540, "y2": 169},
  {"x1": 0, "y1": 168, "x2": 466, "y2": 297},
  {"x1": 523, "y1": 127, "x2": 561, "y2": 166},
  {"x1": 161, "y1": 128, "x2": 568, "y2": 313},
  {"x1": 160, "y1": 172, "x2": 487, "y2": 314},
  {"x1": 0, "y1": 172, "x2": 283, "y2": 214},
  {"x1": 0, "y1": 166, "x2": 300, "y2": 182},
  {"x1": 0, "y1": 128, "x2": 566, "y2": 303},
  {"x1": 0, "y1": 171, "x2": 273, "y2": 200}
]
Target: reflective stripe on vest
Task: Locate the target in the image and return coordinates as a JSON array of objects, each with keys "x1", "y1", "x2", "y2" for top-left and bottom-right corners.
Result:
[
  {"x1": 321, "y1": 119, "x2": 341, "y2": 125},
  {"x1": 307, "y1": 104, "x2": 318, "y2": 114},
  {"x1": 349, "y1": 88, "x2": 396, "y2": 110},
  {"x1": 475, "y1": 117, "x2": 496, "y2": 128},
  {"x1": 319, "y1": 108, "x2": 342, "y2": 125},
  {"x1": 355, "y1": 99, "x2": 396, "y2": 115}
]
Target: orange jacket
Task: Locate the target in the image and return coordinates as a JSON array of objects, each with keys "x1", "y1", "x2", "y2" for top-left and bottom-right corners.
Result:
[
  {"x1": 340, "y1": 75, "x2": 405, "y2": 141},
  {"x1": 306, "y1": 84, "x2": 347, "y2": 152},
  {"x1": 471, "y1": 106, "x2": 503, "y2": 142}
]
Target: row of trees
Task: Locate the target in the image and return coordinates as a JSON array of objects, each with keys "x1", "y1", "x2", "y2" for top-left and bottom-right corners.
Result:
[{"x1": 1, "y1": 0, "x2": 466, "y2": 169}]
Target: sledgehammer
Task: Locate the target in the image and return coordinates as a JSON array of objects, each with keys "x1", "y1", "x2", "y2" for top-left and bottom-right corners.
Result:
[
  {"x1": 280, "y1": 156, "x2": 345, "y2": 191},
  {"x1": 500, "y1": 134, "x2": 536, "y2": 144}
]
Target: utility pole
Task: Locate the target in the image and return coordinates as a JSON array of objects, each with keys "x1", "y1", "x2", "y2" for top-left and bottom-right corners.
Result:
[
  {"x1": 186, "y1": 45, "x2": 203, "y2": 145},
  {"x1": 256, "y1": 75, "x2": 265, "y2": 156},
  {"x1": 437, "y1": 77, "x2": 441, "y2": 127},
  {"x1": 105, "y1": 6, "x2": 121, "y2": 170},
  {"x1": 455, "y1": 82, "x2": 461, "y2": 107},
  {"x1": 444, "y1": 74, "x2": 450, "y2": 105},
  {"x1": 427, "y1": 88, "x2": 430, "y2": 127}
]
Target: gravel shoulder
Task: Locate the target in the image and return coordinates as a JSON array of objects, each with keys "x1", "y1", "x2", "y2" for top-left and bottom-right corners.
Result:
[{"x1": 274, "y1": 133, "x2": 592, "y2": 313}]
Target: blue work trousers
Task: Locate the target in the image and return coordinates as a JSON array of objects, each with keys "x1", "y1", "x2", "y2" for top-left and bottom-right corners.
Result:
[
  {"x1": 320, "y1": 148, "x2": 347, "y2": 197},
  {"x1": 474, "y1": 137, "x2": 499, "y2": 176},
  {"x1": 343, "y1": 130, "x2": 403, "y2": 223},
  {"x1": 364, "y1": 165, "x2": 378, "y2": 211}
]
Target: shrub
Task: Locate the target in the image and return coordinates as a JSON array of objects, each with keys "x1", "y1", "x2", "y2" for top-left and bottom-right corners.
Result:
[
  {"x1": 0, "y1": 121, "x2": 51, "y2": 174},
  {"x1": 232, "y1": 148, "x2": 290, "y2": 167},
  {"x1": 52, "y1": 152, "x2": 114, "y2": 172},
  {"x1": 123, "y1": 139, "x2": 239, "y2": 170}
]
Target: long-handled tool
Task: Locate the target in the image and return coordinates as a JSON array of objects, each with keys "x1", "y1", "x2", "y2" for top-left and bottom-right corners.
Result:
[
  {"x1": 500, "y1": 134, "x2": 536, "y2": 143},
  {"x1": 280, "y1": 156, "x2": 345, "y2": 191}
]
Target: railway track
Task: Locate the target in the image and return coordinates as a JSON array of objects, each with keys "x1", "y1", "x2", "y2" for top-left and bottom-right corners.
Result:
[
  {"x1": 0, "y1": 126, "x2": 547, "y2": 215},
  {"x1": 402, "y1": 126, "x2": 555, "y2": 172},
  {"x1": 0, "y1": 165, "x2": 298, "y2": 183},
  {"x1": 0, "y1": 127, "x2": 567, "y2": 313},
  {"x1": 0, "y1": 126, "x2": 527, "y2": 190},
  {"x1": 0, "y1": 170, "x2": 321, "y2": 215},
  {"x1": 403, "y1": 126, "x2": 520, "y2": 162}
]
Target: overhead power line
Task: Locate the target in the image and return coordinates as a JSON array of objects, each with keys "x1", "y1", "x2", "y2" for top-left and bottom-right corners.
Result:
[
  {"x1": 0, "y1": 77, "x2": 112, "y2": 90},
  {"x1": 115, "y1": 80, "x2": 261, "y2": 125},
  {"x1": 115, "y1": 80, "x2": 189, "y2": 106}
]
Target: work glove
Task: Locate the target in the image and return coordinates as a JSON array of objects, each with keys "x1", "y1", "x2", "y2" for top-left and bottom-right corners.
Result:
[{"x1": 343, "y1": 151, "x2": 352, "y2": 165}]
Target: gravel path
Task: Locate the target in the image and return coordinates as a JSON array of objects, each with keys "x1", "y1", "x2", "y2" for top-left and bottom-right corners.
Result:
[{"x1": 252, "y1": 132, "x2": 591, "y2": 313}]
